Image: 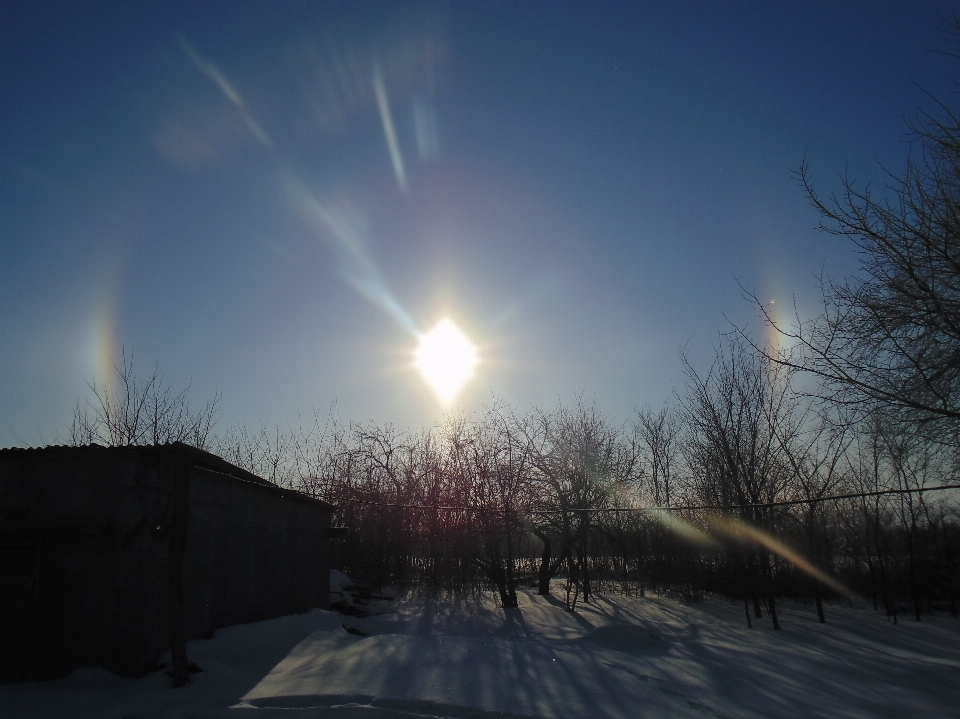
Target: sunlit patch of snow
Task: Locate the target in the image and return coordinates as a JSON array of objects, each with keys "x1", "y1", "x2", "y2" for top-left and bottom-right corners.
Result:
[{"x1": 2, "y1": 586, "x2": 959, "y2": 719}]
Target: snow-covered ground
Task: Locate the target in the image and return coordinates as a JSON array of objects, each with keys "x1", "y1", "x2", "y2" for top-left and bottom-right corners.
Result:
[{"x1": 3, "y1": 585, "x2": 958, "y2": 719}]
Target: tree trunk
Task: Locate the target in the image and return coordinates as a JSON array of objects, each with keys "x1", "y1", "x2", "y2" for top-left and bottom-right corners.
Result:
[
  {"x1": 531, "y1": 527, "x2": 553, "y2": 596},
  {"x1": 809, "y1": 507, "x2": 825, "y2": 623},
  {"x1": 580, "y1": 539, "x2": 591, "y2": 604},
  {"x1": 565, "y1": 551, "x2": 579, "y2": 611},
  {"x1": 768, "y1": 551, "x2": 781, "y2": 630},
  {"x1": 769, "y1": 594, "x2": 781, "y2": 630},
  {"x1": 497, "y1": 578, "x2": 518, "y2": 608},
  {"x1": 907, "y1": 531, "x2": 922, "y2": 622},
  {"x1": 506, "y1": 533, "x2": 519, "y2": 608}
]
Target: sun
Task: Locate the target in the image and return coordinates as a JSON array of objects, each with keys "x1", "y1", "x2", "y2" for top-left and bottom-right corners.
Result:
[{"x1": 416, "y1": 319, "x2": 477, "y2": 403}]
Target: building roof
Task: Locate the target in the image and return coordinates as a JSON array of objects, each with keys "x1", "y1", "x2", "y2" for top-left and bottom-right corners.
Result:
[{"x1": 0, "y1": 441, "x2": 335, "y2": 512}]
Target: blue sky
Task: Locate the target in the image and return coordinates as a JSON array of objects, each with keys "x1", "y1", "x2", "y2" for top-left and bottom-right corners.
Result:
[{"x1": 2, "y1": 1, "x2": 958, "y2": 444}]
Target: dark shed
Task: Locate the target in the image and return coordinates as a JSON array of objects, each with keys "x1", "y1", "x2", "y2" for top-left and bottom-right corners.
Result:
[{"x1": 0, "y1": 442, "x2": 334, "y2": 684}]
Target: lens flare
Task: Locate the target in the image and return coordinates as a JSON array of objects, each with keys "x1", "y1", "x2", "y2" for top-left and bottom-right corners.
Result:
[
  {"x1": 373, "y1": 61, "x2": 408, "y2": 194},
  {"x1": 287, "y1": 180, "x2": 418, "y2": 336},
  {"x1": 709, "y1": 514, "x2": 854, "y2": 598},
  {"x1": 177, "y1": 34, "x2": 273, "y2": 149},
  {"x1": 416, "y1": 319, "x2": 477, "y2": 403},
  {"x1": 647, "y1": 508, "x2": 721, "y2": 548}
]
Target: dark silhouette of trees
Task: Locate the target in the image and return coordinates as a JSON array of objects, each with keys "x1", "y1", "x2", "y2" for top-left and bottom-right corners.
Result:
[
  {"x1": 70, "y1": 352, "x2": 219, "y2": 448},
  {"x1": 720, "y1": 26, "x2": 960, "y2": 625},
  {"x1": 66, "y1": 354, "x2": 959, "y2": 624},
  {"x1": 749, "y1": 49, "x2": 960, "y2": 433},
  {"x1": 679, "y1": 338, "x2": 798, "y2": 628},
  {"x1": 274, "y1": 381, "x2": 958, "y2": 623},
  {"x1": 635, "y1": 404, "x2": 680, "y2": 593},
  {"x1": 447, "y1": 407, "x2": 532, "y2": 608},
  {"x1": 211, "y1": 422, "x2": 294, "y2": 485},
  {"x1": 524, "y1": 400, "x2": 638, "y2": 610},
  {"x1": 777, "y1": 411, "x2": 851, "y2": 623}
]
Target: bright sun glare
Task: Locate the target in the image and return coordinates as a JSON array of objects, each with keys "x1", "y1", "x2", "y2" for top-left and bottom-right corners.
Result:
[{"x1": 416, "y1": 319, "x2": 477, "y2": 403}]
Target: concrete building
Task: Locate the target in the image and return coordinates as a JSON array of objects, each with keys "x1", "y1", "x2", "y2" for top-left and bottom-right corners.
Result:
[{"x1": 0, "y1": 442, "x2": 334, "y2": 685}]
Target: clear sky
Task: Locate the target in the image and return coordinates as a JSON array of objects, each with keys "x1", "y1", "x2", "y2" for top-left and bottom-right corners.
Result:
[{"x1": 2, "y1": 1, "x2": 958, "y2": 445}]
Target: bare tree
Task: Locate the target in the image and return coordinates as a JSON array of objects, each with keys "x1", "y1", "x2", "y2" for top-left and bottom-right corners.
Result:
[
  {"x1": 635, "y1": 404, "x2": 678, "y2": 509},
  {"x1": 210, "y1": 422, "x2": 295, "y2": 485},
  {"x1": 878, "y1": 420, "x2": 949, "y2": 621},
  {"x1": 634, "y1": 404, "x2": 679, "y2": 593},
  {"x1": 775, "y1": 406, "x2": 851, "y2": 622},
  {"x1": 446, "y1": 406, "x2": 532, "y2": 608},
  {"x1": 70, "y1": 352, "x2": 219, "y2": 449},
  {"x1": 840, "y1": 417, "x2": 899, "y2": 619},
  {"x1": 679, "y1": 338, "x2": 796, "y2": 628},
  {"x1": 525, "y1": 399, "x2": 638, "y2": 610},
  {"x1": 748, "y1": 32, "x2": 960, "y2": 433}
]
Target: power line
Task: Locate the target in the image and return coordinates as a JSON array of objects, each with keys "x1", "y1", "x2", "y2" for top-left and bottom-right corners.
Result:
[
  {"x1": 674, "y1": 484, "x2": 960, "y2": 512},
  {"x1": 325, "y1": 483, "x2": 960, "y2": 514}
]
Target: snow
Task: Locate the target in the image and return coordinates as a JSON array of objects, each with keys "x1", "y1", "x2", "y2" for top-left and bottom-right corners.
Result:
[
  {"x1": 2, "y1": 582, "x2": 958, "y2": 719},
  {"x1": 329, "y1": 570, "x2": 353, "y2": 596},
  {"x1": 328, "y1": 569, "x2": 360, "y2": 612},
  {"x1": 329, "y1": 570, "x2": 392, "y2": 618}
]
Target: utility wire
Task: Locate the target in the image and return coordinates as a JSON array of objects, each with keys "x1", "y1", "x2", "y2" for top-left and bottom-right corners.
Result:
[{"x1": 324, "y1": 483, "x2": 960, "y2": 514}]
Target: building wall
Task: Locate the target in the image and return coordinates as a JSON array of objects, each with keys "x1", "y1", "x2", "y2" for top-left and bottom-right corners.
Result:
[
  {"x1": 181, "y1": 465, "x2": 330, "y2": 640},
  {"x1": 0, "y1": 444, "x2": 332, "y2": 683}
]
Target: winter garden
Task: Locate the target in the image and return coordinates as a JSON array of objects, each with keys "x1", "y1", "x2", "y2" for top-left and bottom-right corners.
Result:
[{"x1": 7, "y1": 8, "x2": 960, "y2": 716}]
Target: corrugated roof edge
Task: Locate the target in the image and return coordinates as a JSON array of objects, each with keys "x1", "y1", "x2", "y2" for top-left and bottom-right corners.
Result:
[{"x1": 0, "y1": 441, "x2": 335, "y2": 512}]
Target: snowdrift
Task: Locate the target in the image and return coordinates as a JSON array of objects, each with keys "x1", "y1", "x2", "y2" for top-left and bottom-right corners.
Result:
[{"x1": 1, "y1": 581, "x2": 958, "y2": 719}]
